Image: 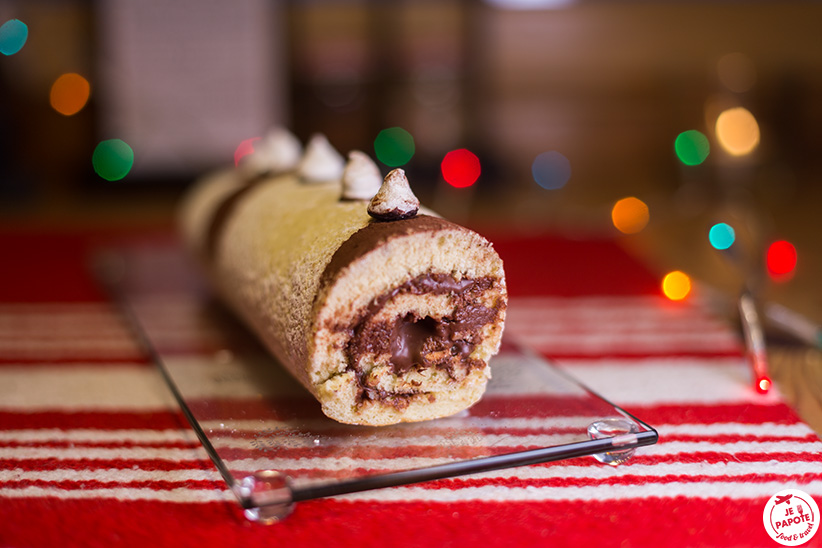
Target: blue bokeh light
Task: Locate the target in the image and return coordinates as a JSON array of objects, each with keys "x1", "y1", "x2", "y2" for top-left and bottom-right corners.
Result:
[
  {"x1": 0, "y1": 19, "x2": 28, "y2": 56},
  {"x1": 532, "y1": 151, "x2": 571, "y2": 190},
  {"x1": 709, "y1": 222, "x2": 736, "y2": 250}
]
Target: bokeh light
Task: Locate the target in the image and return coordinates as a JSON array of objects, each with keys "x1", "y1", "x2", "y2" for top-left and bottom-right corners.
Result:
[
  {"x1": 715, "y1": 107, "x2": 760, "y2": 156},
  {"x1": 49, "y1": 73, "x2": 91, "y2": 116},
  {"x1": 441, "y1": 148, "x2": 481, "y2": 188},
  {"x1": 766, "y1": 240, "x2": 797, "y2": 278},
  {"x1": 756, "y1": 376, "x2": 772, "y2": 395},
  {"x1": 674, "y1": 130, "x2": 710, "y2": 166},
  {"x1": 234, "y1": 137, "x2": 261, "y2": 167},
  {"x1": 374, "y1": 127, "x2": 415, "y2": 167},
  {"x1": 92, "y1": 139, "x2": 134, "y2": 181},
  {"x1": 0, "y1": 19, "x2": 28, "y2": 56},
  {"x1": 611, "y1": 197, "x2": 649, "y2": 234},
  {"x1": 532, "y1": 151, "x2": 571, "y2": 190},
  {"x1": 708, "y1": 222, "x2": 736, "y2": 250},
  {"x1": 662, "y1": 271, "x2": 692, "y2": 301}
]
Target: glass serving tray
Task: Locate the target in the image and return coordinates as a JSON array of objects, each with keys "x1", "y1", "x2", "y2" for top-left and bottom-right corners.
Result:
[{"x1": 99, "y1": 242, "x2": 658, "y2": 524}]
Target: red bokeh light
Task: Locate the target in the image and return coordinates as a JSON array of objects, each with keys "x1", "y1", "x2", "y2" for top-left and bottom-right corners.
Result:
[
  {"x1": 234, "y1": 137, "x2": 261, "y2": 167},
  {"x1": 441, "y1": 149, "x2": 481, "y2": 188},
  {"x1": 756, "y1": 376, "x2": 771, "y2": 394},
  {"x1": 766, "y1": 240, "x2": 797, "y2": 278}
]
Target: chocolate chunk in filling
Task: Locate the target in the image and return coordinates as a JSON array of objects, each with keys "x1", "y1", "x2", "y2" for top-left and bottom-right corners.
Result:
[{"x1": 341, "y1": 273, "x2": 503, "y2": 403}]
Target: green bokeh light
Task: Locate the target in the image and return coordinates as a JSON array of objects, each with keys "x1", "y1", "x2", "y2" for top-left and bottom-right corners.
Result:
[
  {"x1": 709, "y1": 222, "x2": 736, "y2": 250},
  {"x1": 92, "y1": 139, "x2": 134, "y2": 181},
  {"x1": 0, "y1": 19, "x2": 28, "y2": 56},
  {"x1": 374, "y1": 127, "x2": 415, "y2": 167},
  {"x1": 674, "y1": 130, "x2": 710, "y2": 166}
]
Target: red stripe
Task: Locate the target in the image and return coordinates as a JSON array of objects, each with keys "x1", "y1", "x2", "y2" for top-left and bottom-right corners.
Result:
[
  {"x1": 0, "y1": 402, "x2": 805, "y2": 433},
  {"x1": 0, "y1": 479, "x2": 225, "y2": 491},
  {"x1": 541, "y1": 349, "x2": 744, "y2": 360},
  {"x1": 0, "y1": 411, "x2": 189, "y2": 430},
  {"x1": 4, "y1": 431, "x2": 809, "y2": 454},
  {"x1": 0, "y1": 496, "x2": 780, "y2": 548},
  {"x1": 623, "y1": 403, "x2": 806, "y2": 426},
  {"x1": 0, "y1": 356, "x2": 150, "y2": 366},
  {"x1": 0, "y1": 440, "x2": 200, "y2": 450},
  {"x1": 492, "y1": 235, "x2": 661, "y2": 297},
  {"x1": 655, "y1": 433, "x2": 819, "y2": 444},
  {"x1": 0, "y1": 458, "x2": 211, "y2": 472},
  {"x1": 175, "y1": 395, "x2": 611, "y2": 422}
]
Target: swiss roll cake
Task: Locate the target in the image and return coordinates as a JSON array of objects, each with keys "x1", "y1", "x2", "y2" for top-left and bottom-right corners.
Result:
[{"x1": 179, "y1": 131, "x2": 507, "y2": 426}]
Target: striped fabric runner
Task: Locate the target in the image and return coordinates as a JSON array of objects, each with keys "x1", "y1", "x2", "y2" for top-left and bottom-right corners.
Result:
[{"x1": 1, "y1": 234, "x2": 820, "y2": 548}]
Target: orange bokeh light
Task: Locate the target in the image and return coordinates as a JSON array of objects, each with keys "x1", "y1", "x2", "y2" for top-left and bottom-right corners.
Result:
[
  {"x1": 49, "y1": 73, "x2": 91, "y2": 116},
  {"x1": 611, "y1": 197, "x2": 649, "y2": 234}
]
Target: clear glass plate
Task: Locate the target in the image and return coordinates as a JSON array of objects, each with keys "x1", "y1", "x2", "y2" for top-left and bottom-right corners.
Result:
[{"x1": 99, "y1": 243, "x2": 658, "y2": 524}]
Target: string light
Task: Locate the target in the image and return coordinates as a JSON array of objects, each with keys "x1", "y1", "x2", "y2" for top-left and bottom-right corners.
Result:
[
  {"x1": 92, "y1": 139, "x2": 134, "y2": 181},
  {"x1": 662, "y1": 271, "x2": 692, "y2": 301},
  {"x1": 532, "y1": 151, "x2": 571, "y2": 190},
  {"x1": 441, "y1": 148, "x2": 481, "y2": 188},
  {"x1": 234, "y1": 137, "x2": 261, "y2": 167},
  {"x1": 611, "y1": 197, "x2": 649, "y2": 234},
  {"x1": 708, "y1": 222, "x2": 736, "y2": 250},
  {"x1": 0, "y1": 19, "x2": 27, "y2": 56},
  {"x1": 50, "y1": 73, "x2": 91, "y2": 116},
  {"x1": 766, "y1": 240, "x2": 797, "y2": 279},
  {"x1": 716, "y1": 107, "x2": 760, "y2": 156},
  {"x1": 674, "y1": 130, "x2": 710, "y2": 166},
  {"x1": 374, "y1": 127, "x2": 415, "y2": 167}
]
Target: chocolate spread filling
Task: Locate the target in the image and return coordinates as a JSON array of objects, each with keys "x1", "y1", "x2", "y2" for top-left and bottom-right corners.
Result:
[{"x1": 342, "y1": 273, "x2": 502, "y2": 405}]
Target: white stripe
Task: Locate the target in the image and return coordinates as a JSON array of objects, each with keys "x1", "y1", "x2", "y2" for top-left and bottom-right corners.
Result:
[
  {"x1": 511, "y1": 331, "x2": 739, "y2": 354},
  {"x1": 0, "y1": 429, "x2": 198, "y2": 443},
  {"x1": 0, "y1": 422, "x2": 810, "y2": 445},
  {"x1": 560, "y1": 359, "x2": 783, "y2": 405},
  {"x1": 0, "y1": 367, "x2": 175, "y2": 410},
  {"x1": 506, "y1": 308, "x2": 726, "y2": 329},
  {"x1": 0, "y1": 468, "x2": 221, "y2": 483},
  {"x1": 0, "y1": 486, "x2": 231, "y2": 502},
  {"x1": 641, "y1": 439, "x2": 822, "y2": 456},
  {"x1": 658, "y1": 422, "x2": 816, "y2": 437},
  {"x1": 1, "y1": 439, "x2": 819, "y2": 465},
  {"x1": 459, "y1": 461, "x2": 822, "y2": 481},
  {"x1": 0, "y1": 446, "x2": 209, "y2": 460},
  {"x1": 509, "y1": 295, "x2": 687, "y2": 309},
  {"x1": 336, "y1": 480, "x2": 822, "y2": 502},
  {"x1": 195, "y1": 418, "x2": 806, "y2": 435},
  {"x1": 222, "y1": 437, "x2": 822, "y2": 471},
  {"x1": 5, "y1": 460, "x2": 821, "y2": 486}
]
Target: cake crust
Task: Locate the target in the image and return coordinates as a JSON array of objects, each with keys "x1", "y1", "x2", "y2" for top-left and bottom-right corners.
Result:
[{"x1": 179, "y1": 166, "x2": 507, "y2": 426}]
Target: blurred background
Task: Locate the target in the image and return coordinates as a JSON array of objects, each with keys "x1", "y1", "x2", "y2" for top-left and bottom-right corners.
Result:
[
  {"x1": 1, "y1": 0, "x2": 821, "y2": 426},
  {"x1": 1, "y1": 1, "x2": 820, "y2": 313}
]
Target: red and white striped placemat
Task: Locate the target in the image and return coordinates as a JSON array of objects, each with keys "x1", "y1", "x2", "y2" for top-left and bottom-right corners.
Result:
[{"x1": 1, "y1": 230, "x2": 819, "y2": 548}]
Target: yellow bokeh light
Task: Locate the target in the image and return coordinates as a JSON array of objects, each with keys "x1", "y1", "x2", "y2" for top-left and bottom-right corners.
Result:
[
  {"x1": 611, "y1": 197, "x2": 649, "y2": 234},
  {"x1": 715, "y1": 107, "x2": 760, "y2": 156},
  {"x1": 662, "y1": 271, "x2": 692, "y2": 301},
  {"x1": 49, "y1": 73, "x2": 91, "y2": 116}
]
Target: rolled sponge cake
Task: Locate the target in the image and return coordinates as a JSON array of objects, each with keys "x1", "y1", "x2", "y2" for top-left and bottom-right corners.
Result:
[{"x1": 179, "y1": 168, "x2": 507, "y2": 426}]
